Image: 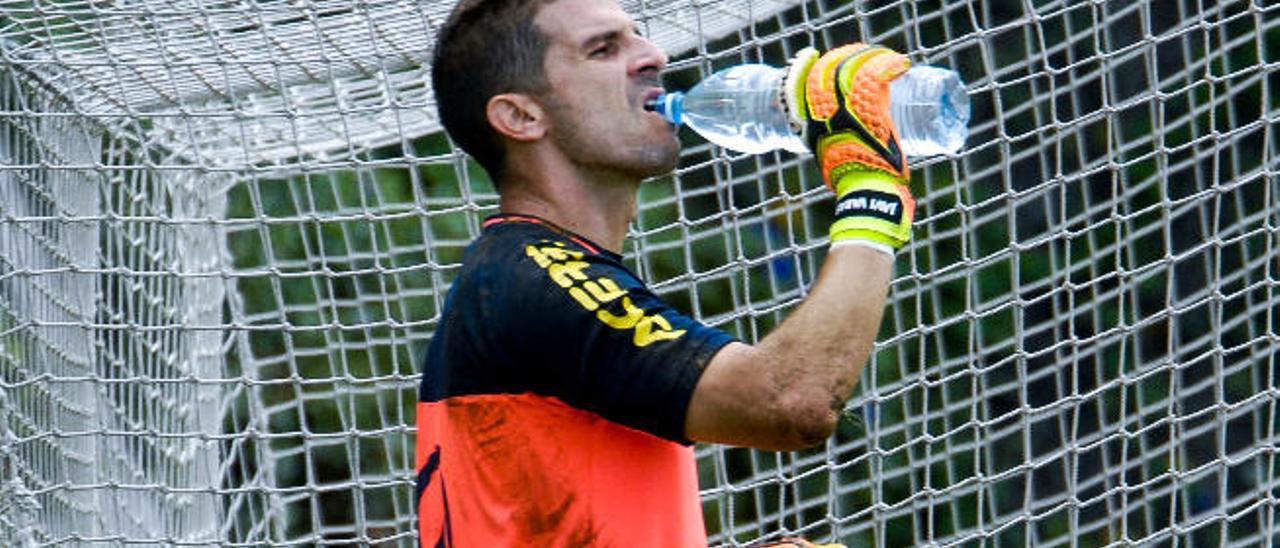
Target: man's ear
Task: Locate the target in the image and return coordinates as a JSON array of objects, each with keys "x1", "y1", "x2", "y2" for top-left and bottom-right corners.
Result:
[{"x1": 486, "y1": 93, "x2": 547, "y2": 142}]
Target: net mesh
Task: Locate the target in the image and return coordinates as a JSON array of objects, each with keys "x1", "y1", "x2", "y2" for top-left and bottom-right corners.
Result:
[{"x1": 1, "y1": 0, "x2": 1278, "y2": 545}]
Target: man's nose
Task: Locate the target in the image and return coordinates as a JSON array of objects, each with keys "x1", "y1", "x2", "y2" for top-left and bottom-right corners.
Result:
[{"x1": 630, "y1": 35, "x2": 668, "y2": 77}]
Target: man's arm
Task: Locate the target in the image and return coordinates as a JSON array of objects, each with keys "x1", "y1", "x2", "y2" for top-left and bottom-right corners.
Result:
[
  {"x1": 685, "y1": 44, "x2": 914, "y2": 450},
  {"x1": 686, "y1": 244, "x2": 890, "y2": 450}
]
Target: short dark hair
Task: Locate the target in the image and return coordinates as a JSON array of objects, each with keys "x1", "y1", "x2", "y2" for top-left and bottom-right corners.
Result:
[{"x1": 432, "y1": 0, "x2": 557, "y2": 184}]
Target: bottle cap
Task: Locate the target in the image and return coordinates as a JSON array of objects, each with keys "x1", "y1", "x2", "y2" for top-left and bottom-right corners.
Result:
[{"x1": 645, "y1": 92, "x2": 684, "y2": 125}]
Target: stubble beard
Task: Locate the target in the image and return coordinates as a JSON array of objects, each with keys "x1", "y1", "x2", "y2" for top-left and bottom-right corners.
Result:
[{"x1": 544, "y1": 95, "x2": 680, "y2": 180}]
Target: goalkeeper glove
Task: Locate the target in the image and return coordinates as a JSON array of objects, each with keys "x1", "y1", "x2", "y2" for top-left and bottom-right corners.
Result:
[{"x1": 783, "y1": 44, "x2": 915, "y2": 252}]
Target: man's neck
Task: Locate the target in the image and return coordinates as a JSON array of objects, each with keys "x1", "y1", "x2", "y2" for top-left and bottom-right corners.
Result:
[{"x1": 497, "y1": 169, "x2": 640, "y2": 254}]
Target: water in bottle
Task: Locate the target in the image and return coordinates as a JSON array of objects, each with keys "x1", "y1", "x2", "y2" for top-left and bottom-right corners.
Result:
[
  {"x1": 647, "y1": 63, "x2": 969, "y2": 157},
  {"x1": 888, "y1": 66, "x2": 969, "y2": 156},
  {"x1": 649, "y1": 64, "x2": 809, "y2": 155}
]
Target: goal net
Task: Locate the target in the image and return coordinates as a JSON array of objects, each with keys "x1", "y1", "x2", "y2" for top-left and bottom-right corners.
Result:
[{"x1": 1, "y1": 0, "x2": 1277, "y2": 545}]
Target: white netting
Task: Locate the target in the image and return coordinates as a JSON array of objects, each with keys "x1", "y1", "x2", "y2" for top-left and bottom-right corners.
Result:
[{"x1": 2, "y1": 0, "x2": 1278, "y2": 545}]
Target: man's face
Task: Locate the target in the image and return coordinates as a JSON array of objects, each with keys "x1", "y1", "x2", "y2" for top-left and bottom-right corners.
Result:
[{"x1": 534, "y1": 0, "x2": 678, "y2": 179}]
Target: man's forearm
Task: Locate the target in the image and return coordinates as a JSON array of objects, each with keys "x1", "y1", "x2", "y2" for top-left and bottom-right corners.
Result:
[
  {"x1": 755, "y1": 244, "x2": 892, "y2": 428},
  {"x1": 686, "y1": 244, "x2": 892, "y2": 450}
]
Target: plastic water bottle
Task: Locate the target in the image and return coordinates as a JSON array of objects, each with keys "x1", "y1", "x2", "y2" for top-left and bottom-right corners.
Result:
[
  {"x1": 889, "y1": 66, "x2": 970, "y2": 156},
  {"x1": 647, "y1": 64, "x2": 969, "y2": 157},
  {"x1": 648, "y1": 64, "x2": 808, "y2": 155}
]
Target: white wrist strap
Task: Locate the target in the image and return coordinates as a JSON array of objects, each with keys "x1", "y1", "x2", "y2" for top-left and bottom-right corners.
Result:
[{"x1": 830, "y1": 238, "x2": 896, "y2": 258}]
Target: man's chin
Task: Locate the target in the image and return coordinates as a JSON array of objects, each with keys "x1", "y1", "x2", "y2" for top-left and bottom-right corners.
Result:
[
  {"x1": 637, "y1": 142, "x2": 681, "y2": 178},
  {"x1": 618, "y1": 135, "x2": 680, "y2": 179}
]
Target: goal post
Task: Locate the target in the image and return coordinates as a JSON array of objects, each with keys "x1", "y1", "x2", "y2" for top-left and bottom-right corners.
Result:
[{"x1": 2, "y1": 0, "x2": 1278, "y2": 546}]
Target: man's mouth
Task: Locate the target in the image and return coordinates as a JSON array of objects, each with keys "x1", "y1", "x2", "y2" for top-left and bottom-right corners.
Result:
[{"x1": 640, "y1": 87, "x2": 665, "y2": 111}]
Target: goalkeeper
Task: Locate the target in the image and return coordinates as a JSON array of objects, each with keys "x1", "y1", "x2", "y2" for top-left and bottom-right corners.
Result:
[{"x1": 418, "y1": 0, "x2": 915, "y2": 544}]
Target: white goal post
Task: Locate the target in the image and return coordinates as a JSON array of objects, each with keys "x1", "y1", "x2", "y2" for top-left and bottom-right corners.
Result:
[{"x1": 2, "y1": 0, "x2": 1278, "y2": 545}]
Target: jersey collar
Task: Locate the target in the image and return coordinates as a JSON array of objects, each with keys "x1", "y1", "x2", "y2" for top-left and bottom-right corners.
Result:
[{"x1": 483, "y1": 213, "x2": 609, "y2": 256}]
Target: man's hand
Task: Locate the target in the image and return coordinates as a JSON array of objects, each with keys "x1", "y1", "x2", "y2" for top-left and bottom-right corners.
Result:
[{"x1": 783, "y1": 44, "x2": 916, "y2": 252}]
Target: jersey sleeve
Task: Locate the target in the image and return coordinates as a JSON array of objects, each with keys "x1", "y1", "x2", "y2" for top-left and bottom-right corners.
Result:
[{"x1": 477, "y1": 236, "x2": 735, "y2": 444}]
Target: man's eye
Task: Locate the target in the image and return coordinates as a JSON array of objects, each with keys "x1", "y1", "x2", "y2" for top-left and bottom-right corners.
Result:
[{"x1": 590, "y1": 43, "x2": 616, "y2": 57}]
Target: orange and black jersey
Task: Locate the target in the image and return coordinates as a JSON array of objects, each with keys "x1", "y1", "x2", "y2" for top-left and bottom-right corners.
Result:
[{"x1": 416, "y1": 214, "x2": 735, "y2": 546}]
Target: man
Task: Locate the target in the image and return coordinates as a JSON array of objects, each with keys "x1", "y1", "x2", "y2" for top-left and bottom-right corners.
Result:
[{"x1": 417, "y1": 0, "x2": 916, "y2": 544}]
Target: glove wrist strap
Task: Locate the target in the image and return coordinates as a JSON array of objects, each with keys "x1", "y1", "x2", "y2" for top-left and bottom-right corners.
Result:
[
  {"x1": 829, "y1": 171, "x2": 914, "y2": 249},
  {"x1": 831, "y1": 238, "x2": 895, "y2": 258}
]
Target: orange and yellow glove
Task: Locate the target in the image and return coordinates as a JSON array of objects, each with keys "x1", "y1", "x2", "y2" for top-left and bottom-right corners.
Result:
[{"x1": 783, "y1": 44, "x2": 915, "y2": 253}]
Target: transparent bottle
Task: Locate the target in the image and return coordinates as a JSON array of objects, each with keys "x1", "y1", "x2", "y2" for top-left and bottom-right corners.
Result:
[{"x1": 648, "y1": 63, "x2": 970, "y2": 157}]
